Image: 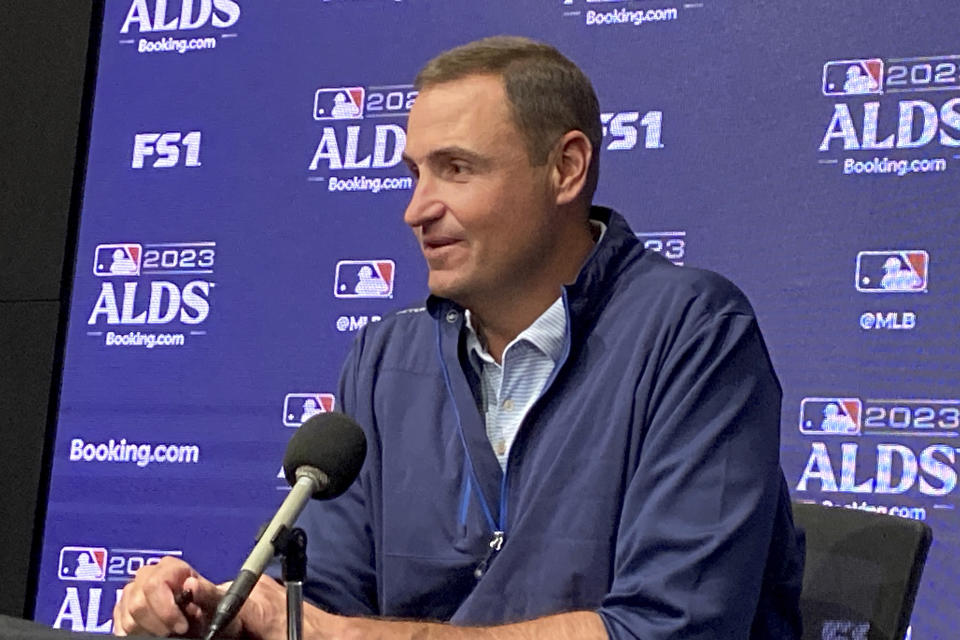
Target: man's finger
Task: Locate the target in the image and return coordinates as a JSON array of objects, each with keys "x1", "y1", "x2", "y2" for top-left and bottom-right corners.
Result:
[
  {"x1": 182, "y1": 574, "x2": 226, "y2": 610},
  {"x1": 112, "y1": 599, "x2": 128, "y2": 636}
]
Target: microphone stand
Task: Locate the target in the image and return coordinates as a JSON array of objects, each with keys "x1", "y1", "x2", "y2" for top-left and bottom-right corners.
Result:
[{"x1": 280, "y1": 527, "x2": 308, "y2": 640}]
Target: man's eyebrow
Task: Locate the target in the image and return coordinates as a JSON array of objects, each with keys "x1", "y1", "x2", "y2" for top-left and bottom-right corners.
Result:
[{"x1": 402, "y1": 146, "x2": 492, "y2": 168}]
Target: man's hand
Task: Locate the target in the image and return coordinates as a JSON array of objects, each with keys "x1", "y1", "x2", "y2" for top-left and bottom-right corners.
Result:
[{"x1": 112, "y1": 556, "x2": 287, "y2": 640}]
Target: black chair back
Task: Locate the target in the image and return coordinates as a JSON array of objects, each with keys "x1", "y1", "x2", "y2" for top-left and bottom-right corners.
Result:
[{"x1": 792, "y1": 501, "x2": 932, "y2": 640}]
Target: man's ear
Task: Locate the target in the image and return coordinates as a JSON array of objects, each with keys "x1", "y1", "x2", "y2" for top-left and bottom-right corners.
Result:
[{"x1": 551, "y1": 130, "x2": 592, "y2": 207}]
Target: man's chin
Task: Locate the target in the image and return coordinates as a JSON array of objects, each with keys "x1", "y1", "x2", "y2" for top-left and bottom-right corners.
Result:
[{"x1": 427, "y1": 274, "x2": 470, "y2": 306}]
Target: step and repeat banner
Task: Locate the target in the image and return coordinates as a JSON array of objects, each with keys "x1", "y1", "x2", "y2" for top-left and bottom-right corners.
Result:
[{"x1": 33, "y1": 1, "x2": 960, "y2": 637}]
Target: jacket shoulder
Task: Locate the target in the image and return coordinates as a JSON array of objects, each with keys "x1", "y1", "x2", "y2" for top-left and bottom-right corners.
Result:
[{"x1": 620, "y1": 252, "x2": 757, "y2": 320}]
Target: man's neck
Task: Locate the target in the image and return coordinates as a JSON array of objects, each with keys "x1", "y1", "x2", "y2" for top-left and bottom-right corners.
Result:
[
  {"x1": 466, "y1": 219, "x2": 597, "y2": 363},
  {"x1": 467, "y1": 296, "x2": 557, "y2": 364}
]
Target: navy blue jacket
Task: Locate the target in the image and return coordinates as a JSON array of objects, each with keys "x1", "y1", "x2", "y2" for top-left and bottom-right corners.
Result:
[{"x1": 294, "y1": 208, "x2": 804, "y2": 638}]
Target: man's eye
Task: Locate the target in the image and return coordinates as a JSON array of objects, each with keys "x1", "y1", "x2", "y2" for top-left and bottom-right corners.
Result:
[{"x1": 448, "y1": 163, "x2": 467, "y2": 177}]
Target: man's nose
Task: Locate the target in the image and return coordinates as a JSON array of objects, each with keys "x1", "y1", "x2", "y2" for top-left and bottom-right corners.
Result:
[{"x1": 403, "y1": 175, "x2": 443, "y2": 229}]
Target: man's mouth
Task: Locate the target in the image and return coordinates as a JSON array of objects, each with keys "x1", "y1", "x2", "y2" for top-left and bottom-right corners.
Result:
[
  {"x1": 421, "y1": 236, "x2": 464, "y2": 261},
  {"x1": 422, "y1": 236, "x2": 463, "y2": 250}
]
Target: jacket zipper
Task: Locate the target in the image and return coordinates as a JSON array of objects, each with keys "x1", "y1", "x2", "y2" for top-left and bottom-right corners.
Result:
[
  {"x1": 473, "y1": 530, "x2": 504, "y2": 579},
  {"x1": 437, "y1": 298, "x2": 573, "y2": 582},
  {"x1": 477, "y1": 289, "x2": 573, "y2": 579}
]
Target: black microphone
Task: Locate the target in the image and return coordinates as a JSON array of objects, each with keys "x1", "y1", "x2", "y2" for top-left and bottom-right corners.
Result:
[{"x1": 203, "y1": 412, "x2": 366, "y2": 640}]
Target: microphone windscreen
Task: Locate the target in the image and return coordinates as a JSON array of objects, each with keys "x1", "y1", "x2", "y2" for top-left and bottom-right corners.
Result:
[{"x1": 282, "y1": 412, "x2": 367, "y2": 499}]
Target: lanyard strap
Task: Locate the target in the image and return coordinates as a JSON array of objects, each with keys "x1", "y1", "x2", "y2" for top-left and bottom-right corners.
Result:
[{"x1": 435, "y1": 317, "x2": 502, "y2": 534}]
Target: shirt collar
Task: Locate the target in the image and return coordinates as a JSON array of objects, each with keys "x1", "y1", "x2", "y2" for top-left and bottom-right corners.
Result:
[{"x1": 465, "y1": 297, "x2": 566, "y2": 367}]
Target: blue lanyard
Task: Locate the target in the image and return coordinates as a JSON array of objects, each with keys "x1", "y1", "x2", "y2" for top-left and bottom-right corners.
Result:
[{"x1": 435, "y1": 317, "x2": 505, "y2": 537}]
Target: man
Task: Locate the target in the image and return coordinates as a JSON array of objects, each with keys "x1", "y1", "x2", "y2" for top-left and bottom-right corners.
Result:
[{"x1": 113, "y1": 36, "x2": 803, "y2": 640}]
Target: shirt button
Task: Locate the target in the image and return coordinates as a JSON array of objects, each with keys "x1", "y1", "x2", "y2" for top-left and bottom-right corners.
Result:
[
  {"x1": 494, "y1": 440, "x2": 506, "y2": 456},
  {"x1": 502, "y1": 398, "x2": 514, "y2": 411},
  {"x1": 445, "y1": 310, "x2": 459, "y2": 323}
]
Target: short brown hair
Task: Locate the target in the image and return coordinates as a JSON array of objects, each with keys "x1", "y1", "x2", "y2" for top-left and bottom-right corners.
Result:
[{"x1": 415, "y1": 36, "x2": 602, "y2": 203}]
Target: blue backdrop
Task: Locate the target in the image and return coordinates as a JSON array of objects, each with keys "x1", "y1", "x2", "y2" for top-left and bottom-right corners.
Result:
[{"x1": 34, "y1": 1, "x2": 960, "y2": 638}]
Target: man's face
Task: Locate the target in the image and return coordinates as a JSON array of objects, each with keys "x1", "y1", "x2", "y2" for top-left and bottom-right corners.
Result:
[{"x1": 402, "y1": 74, "x2": 559, "y2": 307}]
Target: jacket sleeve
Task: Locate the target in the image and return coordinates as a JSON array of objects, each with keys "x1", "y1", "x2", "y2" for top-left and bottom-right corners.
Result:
[
  {"x1": 273, "y1": 333, "x2": 380, "y2": 616},
  {"x1": 598, "y1": 305, "x2": 798, "y2": 639}
]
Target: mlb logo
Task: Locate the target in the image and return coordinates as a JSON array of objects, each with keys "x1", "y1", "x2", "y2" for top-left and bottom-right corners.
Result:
[
  {"x1": 822, "y1": 59, "x2": 883, "y2": 96},
  {"x1": 93, "y1": 243, "x2": 142, "y2": 277},
  {"x1": 284, "y1": 393, "x2": 336, "y2": 427},
  {"x1": 58, "y1": 546, "x2": 108, "y2": 582},
  {"x1": 856, "y1": 250, "x2": 928, "y2": 293},
  {"x1": 334, "y1": 260, "x2": 395, "y2": 298},
  {"x1": 314, "y1": 87, "x2": 365, "y2": 121},
  {"x1": 799, "y1": 398, "x2": 862, "y2": 436}
]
